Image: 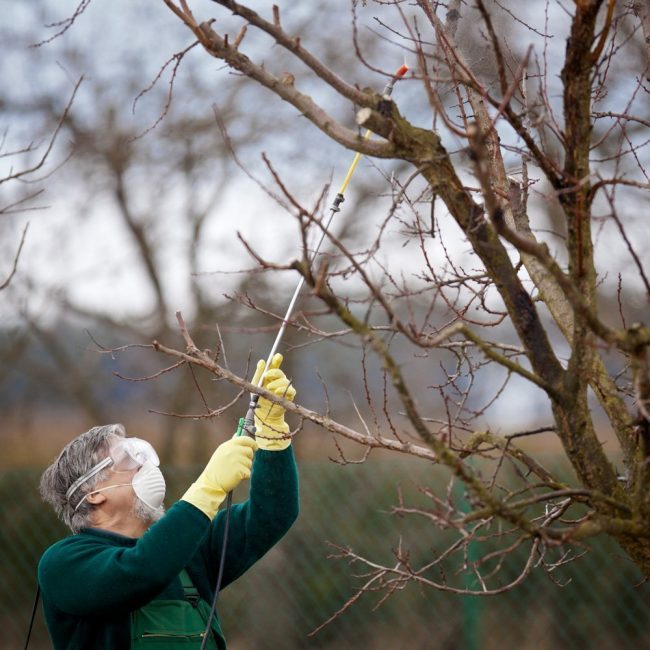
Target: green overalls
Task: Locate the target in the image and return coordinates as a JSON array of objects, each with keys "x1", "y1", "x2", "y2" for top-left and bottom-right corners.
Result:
[{"x1": 131, "y1": 571, "x2": 225, "y2": 649}]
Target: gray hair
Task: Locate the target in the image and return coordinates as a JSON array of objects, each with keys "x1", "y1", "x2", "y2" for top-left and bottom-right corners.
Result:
[{"x1": 40, "y1": 424, "x2": 126, "y2": 533}]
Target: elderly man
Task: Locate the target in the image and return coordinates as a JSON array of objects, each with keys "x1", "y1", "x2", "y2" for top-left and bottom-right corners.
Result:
[{"x1": 38, "y1": 354, "x2": 298, "y2": 649}]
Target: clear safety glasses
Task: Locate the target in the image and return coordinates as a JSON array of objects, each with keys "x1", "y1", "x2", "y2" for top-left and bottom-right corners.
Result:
[{"x1": 65, "y1": 437, "x2": 159, "y2": 502}]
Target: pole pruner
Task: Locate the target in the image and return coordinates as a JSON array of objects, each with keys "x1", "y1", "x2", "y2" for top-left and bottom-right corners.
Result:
[
  {"x1": 201, "y1": 62, "x2": 409, "y2": 650},
  {"x1": 236, "y1": 62, "x2": 410, "y2": 438}
]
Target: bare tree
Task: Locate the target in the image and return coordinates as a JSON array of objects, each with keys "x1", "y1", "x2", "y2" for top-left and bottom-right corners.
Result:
[
  {"x1": 128, "y1": 0, "x2": 650, "y2": 599},
  {"x1": 0, "y1": 6, "x2": 251, "y2": 454},
  {"x1": 0, "y1": 78, "x2": 80, "y2": 291},
  {"x1": 15, "y1": 0, "x2": 650, "y2": 620},
  {"x1": 0, "y1": 0, "x2": 382, "y2": 463}
]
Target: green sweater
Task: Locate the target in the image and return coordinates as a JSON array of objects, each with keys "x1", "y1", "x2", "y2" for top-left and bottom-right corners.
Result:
[{"x1": 38, "y1": 447, "x2": 299, "y2": 649}]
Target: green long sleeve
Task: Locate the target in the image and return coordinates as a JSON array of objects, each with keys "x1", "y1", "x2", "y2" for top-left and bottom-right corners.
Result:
[
  {"x1": 39, "y1": 501, "x2": 209, "y2": 616},
  {"x1": 190, "y1": 447, "x2": 300, "y2": 598}
]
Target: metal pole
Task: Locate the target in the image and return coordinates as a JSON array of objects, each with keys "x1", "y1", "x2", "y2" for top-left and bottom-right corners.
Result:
[
  {"x1": 235, "y1": 64, "x2": 409, "y2": 439},
  {"x1": 252, "y1": 63, "x2": 409, "y2": 397},
  {"x1": 202, "y1": 64, "x2": 410, "y2": 648}
]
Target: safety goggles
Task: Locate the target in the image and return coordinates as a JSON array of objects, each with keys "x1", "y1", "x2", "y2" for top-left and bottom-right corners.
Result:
[{"x1": 65, "y1": 437, "x2": 159, "y2": 502}]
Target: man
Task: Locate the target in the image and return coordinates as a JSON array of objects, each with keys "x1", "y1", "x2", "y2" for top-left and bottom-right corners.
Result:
[{"x1": 38, "y1": 354, "x2": 298, "y2": 649}]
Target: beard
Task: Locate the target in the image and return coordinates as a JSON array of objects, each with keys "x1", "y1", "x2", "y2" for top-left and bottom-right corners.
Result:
[{"x1": 133, "y1": 495, "x2": 165, "y2": 525}]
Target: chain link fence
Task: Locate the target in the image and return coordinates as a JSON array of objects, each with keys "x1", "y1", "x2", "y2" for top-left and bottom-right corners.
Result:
[{"x1": 3, "y1": 456, "x2": 650, "y2": 649}]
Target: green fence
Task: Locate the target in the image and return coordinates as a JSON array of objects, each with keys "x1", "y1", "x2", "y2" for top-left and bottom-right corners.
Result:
[{"x1": 2, "y1": 458, "x2": 650, "y2": 649}]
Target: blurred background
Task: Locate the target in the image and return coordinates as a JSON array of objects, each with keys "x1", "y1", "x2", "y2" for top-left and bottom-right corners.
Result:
[
  {"x1": 2, "y1": 1, "x2": 649, "y2": 648},
  {"x1": 5, "y1": 460, "x2": 650, "y2": 649}
]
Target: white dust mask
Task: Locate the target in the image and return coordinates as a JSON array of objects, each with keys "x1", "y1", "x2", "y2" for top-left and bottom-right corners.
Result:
[{"x1": 131, "y1": 460, "x2": 166, "y2": 509}]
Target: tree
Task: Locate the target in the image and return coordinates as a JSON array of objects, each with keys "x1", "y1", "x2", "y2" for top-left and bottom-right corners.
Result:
[
  {"x1": 0, "y1": 76, "x2": 80, "y2": 292},
  {"x1": 28, "y1": 0, "x2": 650, "y2": 608},
  {"x1": 0, "y1": 3, "x2": 261, "y2": 456},
  {"x1": 143, "y1": 0, "x2": 650, "y2": 590}
]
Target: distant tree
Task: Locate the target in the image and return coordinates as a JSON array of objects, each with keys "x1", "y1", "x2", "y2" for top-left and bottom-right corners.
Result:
[
  {"x1": 0, "y1": 0, "x2": 382, "y2": 462},
  {"x1": 0, "y1": 78, "x2": 80, "y2": 291},
  {"x1": 0, "y1": 4, "x2": 267, "y2": 455}
]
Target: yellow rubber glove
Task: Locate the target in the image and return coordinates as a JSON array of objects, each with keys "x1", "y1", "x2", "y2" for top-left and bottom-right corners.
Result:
[
  {"x1": 181, "y1": 435, "x2": 258, "y2": 519},
  {"x1": 252, "y1": 353, "x2": 296, "y2": 451}
]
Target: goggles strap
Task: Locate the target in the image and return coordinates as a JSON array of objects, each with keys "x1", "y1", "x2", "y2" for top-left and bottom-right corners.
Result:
[{"x1": 65, "y1": 457, "x2": 114, "y2": 503}]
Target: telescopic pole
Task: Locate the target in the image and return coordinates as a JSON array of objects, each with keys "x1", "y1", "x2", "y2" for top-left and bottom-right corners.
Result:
[
  {"x1": 201, "y1": 64, "x2": 409, "y2": 649},
  {"x1": 236, "y1": 63, "x2": 409, "y2": 438}
]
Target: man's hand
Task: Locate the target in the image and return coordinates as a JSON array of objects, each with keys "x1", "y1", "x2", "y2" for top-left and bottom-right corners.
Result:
[
  {"x1": 181, "y1": 436, "x2": 258, "y2": 519},
  {"x1": 252, "y1": 353, "x2": 296, "y2": 451}
]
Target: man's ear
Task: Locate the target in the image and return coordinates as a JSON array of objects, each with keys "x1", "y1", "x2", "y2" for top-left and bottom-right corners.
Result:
[{"x1": 85, "y1": 490, "x2": 106, "y2": 506}]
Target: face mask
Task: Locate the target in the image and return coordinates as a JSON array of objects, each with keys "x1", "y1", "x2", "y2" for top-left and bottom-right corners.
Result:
[
  {"x1": 73, "y1": 461, "x2": 166, "y2": 512},
  {"x1": 131, "y1": 460, "x2": 166, "y2": 509}
]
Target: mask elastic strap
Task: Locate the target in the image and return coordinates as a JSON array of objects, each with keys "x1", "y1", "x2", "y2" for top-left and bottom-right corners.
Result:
[{"x1": 73, "y1": 483, "x2": 131, "y2": 513}]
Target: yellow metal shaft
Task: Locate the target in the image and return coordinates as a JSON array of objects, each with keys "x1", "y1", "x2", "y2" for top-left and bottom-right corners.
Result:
[
  {"x1": 337, "y1": 128, "x2": 373, "y2": 195},
  {"x1": 259, "y1": 64, "x2": 409, "y2": 383},
  {"x1": 337, "y1": 63, "x2": 408, "y2": 195}
]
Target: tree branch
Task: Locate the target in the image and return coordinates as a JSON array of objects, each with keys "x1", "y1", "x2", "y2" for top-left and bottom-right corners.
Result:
[{"x1": 0, "y1": 223, "x2": 29, "y2": 291}]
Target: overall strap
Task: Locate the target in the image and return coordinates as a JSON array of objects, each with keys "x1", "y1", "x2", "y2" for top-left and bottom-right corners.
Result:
[{"x1": 179, "y1": 569, "x2": 200, "y2": 605}]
